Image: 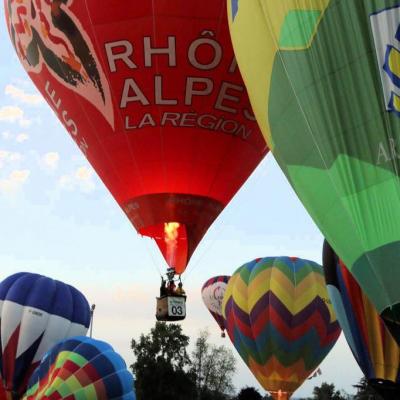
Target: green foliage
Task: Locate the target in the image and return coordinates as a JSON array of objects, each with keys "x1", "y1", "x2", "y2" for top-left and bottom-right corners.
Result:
[
  {"x1": 131, "y1": 322, "x2": 194, "y2": 400},
  {"x1": 353, "y1": 377, "x2": 384, "y2": 400},
  {"x1": 191, "y1": 330, "x2": 236, "y2": 398},
  {"x1": 131, "y1": 323, "x2": 236, "y2": 400},
  {"x1": 236, "y1": 386, "x2": 263, "y2": 400},
  {"x1": 310, "y1": 382, "x2": 348, "y2": 400},
  {"x1": 131, "y1": 321, "x2": 191, "y2": 370}
]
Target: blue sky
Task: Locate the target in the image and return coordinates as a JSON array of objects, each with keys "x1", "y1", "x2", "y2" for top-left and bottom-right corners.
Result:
[{"x1": 0, "y1": 7, "x2": 362, "y2": 397}]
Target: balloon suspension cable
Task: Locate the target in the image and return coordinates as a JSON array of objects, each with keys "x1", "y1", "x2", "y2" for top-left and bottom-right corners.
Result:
[
  {"x1": 89, "y1": 304, "x2": 96, "y2": 338},
  {"x1": 182, "y1": 156, "x2": 273, "y2": 284},
  {"x1": 142, "y1": 236, "x2": 164, "y2": 279}
]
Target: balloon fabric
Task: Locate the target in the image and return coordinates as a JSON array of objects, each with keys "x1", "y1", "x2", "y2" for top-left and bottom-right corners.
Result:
[
  {"x1": 222, "y1": 257, "x2": 341, "y2": 400},
  {"x1": 22, "y1": 336, "x2": 135, "y2": 400},
  {"x1": 4, "y1": 0, "x2": 268, "y2": 274},
  {"x1": 227, "y1": 0, "x2": 400, "y2": 341},
  {"x1": 0, "y1": 272, "x2": 90, "y2": 398}
]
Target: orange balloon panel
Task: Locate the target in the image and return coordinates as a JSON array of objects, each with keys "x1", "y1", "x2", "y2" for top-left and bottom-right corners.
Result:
[{"x1": 5, "y1": 1, "x2": 268, "y2": 272}]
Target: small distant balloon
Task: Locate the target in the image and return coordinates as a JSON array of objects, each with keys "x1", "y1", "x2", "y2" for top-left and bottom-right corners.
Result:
[{"x1": 201, "y1": 276, "x2": 230, "y2": 336}]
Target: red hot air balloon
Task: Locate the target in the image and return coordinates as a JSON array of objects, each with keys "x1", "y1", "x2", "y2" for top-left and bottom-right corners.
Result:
[{"x1": 4, "y1": 1, "x2": 267, "y2": 276}]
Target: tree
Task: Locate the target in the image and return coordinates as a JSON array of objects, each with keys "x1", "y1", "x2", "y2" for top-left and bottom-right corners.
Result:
[
  {"x1": 353, "y1": 377, "x2": 384, "y2": 400},
  {"x1": 131, "y1": 322, "x2": 196, "y2": 400},
  {"x1": 311, "y1": 382, "x2": 348, "y2": 400},
  {"x1": 236, "y1": 386, "x2": 263, "y2": 400},
  {"x1": 191, "y1": 329, "x2": 236, "y2": 399}
]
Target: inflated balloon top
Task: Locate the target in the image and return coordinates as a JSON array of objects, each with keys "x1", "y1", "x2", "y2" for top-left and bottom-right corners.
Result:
[
  {"x1": 222, "y1": 257, "x2": 341, "y2": 400},
  {"x1": 22, "y1": 336, "x2": 136, "y2": 400},
  {"x1": 0, "y1": 272, "x2": 91, "y2": 398},
  {"x1": 4, "y1": 0, "x2": 268, "y2": 275},
  {"x1": 201, "y1": 275, "x2": 230, "y2": 335},
  {"x1": 323, "y1": 241, "x2": 400, "y2": 399},
  {"x1": 227, "y1": 0, "x2": 400, "y2": 340}
]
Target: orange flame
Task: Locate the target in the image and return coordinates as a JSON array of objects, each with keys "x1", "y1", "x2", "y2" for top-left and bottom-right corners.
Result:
[
  {"x1": 164, "y1": 222, "x2": 180, "y2": 268},
  {"x1": 270, "y1": 390, "x2": 290, "y2": 400}
]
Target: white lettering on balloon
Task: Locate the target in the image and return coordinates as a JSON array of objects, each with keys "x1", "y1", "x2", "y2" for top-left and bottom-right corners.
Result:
[
  {"x1": 376, "y1": 138, "x2": 400, "y2": 165},
  {"x1": 105, "y1": 32, "x2": 255, "y2": 139},
  {"x1": 124, "y1": 112, "x2": 252, "y2": 140},
  {"x1": 45, "y1": 81, "x2": 89, "y2": 155}
]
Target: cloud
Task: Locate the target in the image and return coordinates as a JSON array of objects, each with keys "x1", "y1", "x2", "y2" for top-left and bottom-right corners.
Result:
[
  {"x1": 58, "y1": 166, "x2": 95, "y2": 193},
  {"x1": 5, "y1": 84, "x2": 43, "y2": 106},
  {"x1": 0, "y1": 106, "x2": 31, "y2": 127},
  {"x1": 0, "y1": 150, "x2": 22, "y2": 168},
  {"x1": 0, "y1": 169, "x2": 30, "y2": 194},
  {"x1": 1, "y1": 131, "x2": 12, "y2": 140},
  {"x1": 75, "y1": 166, "x2": 92, "y2": 181},
  {"x1": 42, "y1": 152, "x2": 60, "y2": 170},
  {"x1": 19, "y1": 118, "x2": 32, "y2": 128},
  {"x1": 0, "y1": 106, "x2": 24, "y2": 123},
  {"x1": 75, "y1": 166, "x2": 95, "y2": 192},
  {"x1": 16, "y1": 133, "x2": 29, "y2": 143}
]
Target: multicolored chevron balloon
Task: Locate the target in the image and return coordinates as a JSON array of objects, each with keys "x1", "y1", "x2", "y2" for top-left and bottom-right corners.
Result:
[
  {"x1": 22, "y1": 336, "x2": 136, "y2": 400},
  {"x1": 222, "y1": 257, "x2": 341, "y2": 400}
]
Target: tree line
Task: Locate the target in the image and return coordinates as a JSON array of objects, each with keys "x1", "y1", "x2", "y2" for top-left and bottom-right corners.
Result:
[{"x1": 130, "y1": 322, "x2": 385, "y2": 400}]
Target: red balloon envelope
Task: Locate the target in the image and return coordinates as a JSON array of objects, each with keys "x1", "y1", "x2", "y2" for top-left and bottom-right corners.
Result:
[{"x1": 4, "y1": 1, "x2": 267, "y2": 274}]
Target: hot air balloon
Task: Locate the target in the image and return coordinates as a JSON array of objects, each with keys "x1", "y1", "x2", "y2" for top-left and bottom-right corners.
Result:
[
  {"x1": 201, "y1": 275, "x2": 230, "y2": 337},
  {"x1": 22, "y1": 336, "x2": 135, "y2": 400},
  {"x1": 323, "y1": 240, "x2": 400, "y2": 398},
  {"x1": 227, "y1": 0, "x2": 400, "y2": 341},
  {"x1": 222, "y1": 257, "x2": 341, "y2": 400},
  {"x1": 0, "y1": 272, "x2": 91, "y2": 398},
  {"x1": 4, "y1": 1, "x2": 267, "y2": 282}
]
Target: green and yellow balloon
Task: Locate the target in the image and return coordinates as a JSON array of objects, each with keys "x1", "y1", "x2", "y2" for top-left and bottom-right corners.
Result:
[{"x1": 228, "y1": 0, "x2": 400, "y2": 341}]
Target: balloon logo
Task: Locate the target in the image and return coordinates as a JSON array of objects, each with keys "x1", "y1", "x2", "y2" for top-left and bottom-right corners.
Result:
[
  {"x1": 5, "y1": 0, "x2": 114, "y2": 128},
  {"x1": 227, "y1": 0, "x2": 400, "y2": 341},
  {"x1": 213, "y1": 286, "x2": 224, "y2": 303},
  {"x1": 5, "y1": 0, "x2": 268, "y2": 276},
  {"x1": 222, "y1": 257, "x2": 341, "y2": 400},
  {"x1": 370, "y1": 6, "x2": 400, "y2": 117}
]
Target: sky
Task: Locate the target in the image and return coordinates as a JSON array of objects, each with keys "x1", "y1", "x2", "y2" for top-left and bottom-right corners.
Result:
[{"x1": 0, "y1": 5, "x2": 363, "y2": 398}]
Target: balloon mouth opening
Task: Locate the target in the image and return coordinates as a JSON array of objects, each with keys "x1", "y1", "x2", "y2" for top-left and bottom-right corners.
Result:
[
  {"x1": 269, "y1": 390, "x2": 291, "y2": 400},
  {"x1": 140, "y1": 222, "x2": 188, "y2": 273},
  {"x1": 369, "y1": 378, "x2": 400, "y2": 395},
  {"x1": 381, "y1": 305, "x2": 400, "y2": 346}
]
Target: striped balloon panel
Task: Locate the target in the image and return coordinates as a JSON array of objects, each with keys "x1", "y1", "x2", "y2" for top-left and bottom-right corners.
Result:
[
  {"x1": 22, "y1": 336, "x2": 135, "y2": 400},
  {"x1": 323, "y1": 241, "x2": 400, "y2": 383},
  {"x1": 0, "y1": 378, "x2": 12, "y2": 399},
  {"x1": 201, "y1": 276, "x2": 231, "y2": 331},
  {"x1": 0, "y1": 273, "x2": 91, "y2": 397},
  {"x1": 222, "y1": 257, "x2": 340, "y2": 398}
]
